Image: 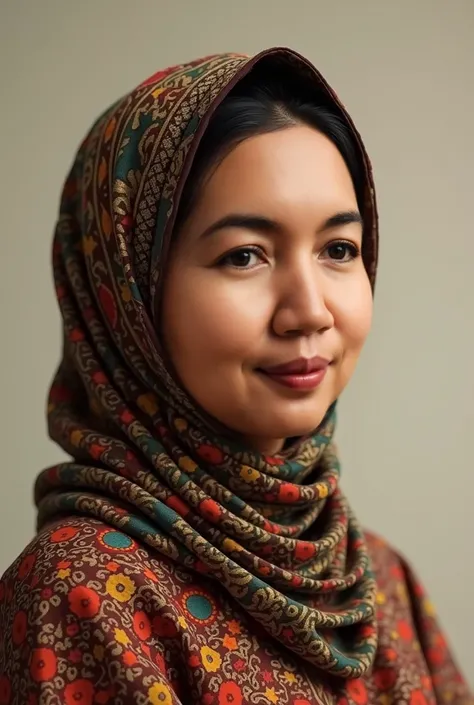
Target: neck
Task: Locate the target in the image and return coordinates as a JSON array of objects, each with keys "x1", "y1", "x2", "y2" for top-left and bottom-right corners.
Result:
[{"x1": 240, "y1": 435, "x2": 286, "y2": 456}]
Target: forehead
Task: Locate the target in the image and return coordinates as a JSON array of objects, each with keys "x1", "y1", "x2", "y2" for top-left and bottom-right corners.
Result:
[{"x1": 189, "y1": 125, "x2": 358, "y2": 226}]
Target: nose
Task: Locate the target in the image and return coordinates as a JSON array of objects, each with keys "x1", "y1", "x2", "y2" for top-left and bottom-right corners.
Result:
[{"x1": 272, "y1": 260, "x2": 334, "y2": 338}]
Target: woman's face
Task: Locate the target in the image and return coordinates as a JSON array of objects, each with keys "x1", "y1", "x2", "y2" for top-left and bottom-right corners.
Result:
[{"x1": 162, "y1": 125, "x2": 372, "y2": 454}]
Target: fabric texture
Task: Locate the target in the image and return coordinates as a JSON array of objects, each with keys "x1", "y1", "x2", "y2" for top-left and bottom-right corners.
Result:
[{"x1": 0, "y1": 48, "x2": 471, "y2": 704}]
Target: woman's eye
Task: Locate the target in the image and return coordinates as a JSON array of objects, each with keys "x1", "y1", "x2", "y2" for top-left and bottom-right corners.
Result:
[
  {"x1": 218, "y1": 247, "x2": 264, "y2": 269},
  {"x1": 324, "y1": 241, "x2": 360, "y2": 263}
]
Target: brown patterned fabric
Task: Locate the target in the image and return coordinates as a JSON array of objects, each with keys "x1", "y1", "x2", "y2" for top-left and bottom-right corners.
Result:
[{"x1": 0, "y1": 48, "x2": 471, "y2": 704}]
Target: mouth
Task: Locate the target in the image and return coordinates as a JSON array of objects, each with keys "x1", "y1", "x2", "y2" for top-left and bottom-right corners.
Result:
[{"x1": 256, "y1": 356, "x2": 330, "y2": 392}]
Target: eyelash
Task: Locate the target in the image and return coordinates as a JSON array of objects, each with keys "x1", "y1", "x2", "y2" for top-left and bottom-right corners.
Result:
[{"x1": 217, "y1": 241, "x2": 361, "y2": 269}]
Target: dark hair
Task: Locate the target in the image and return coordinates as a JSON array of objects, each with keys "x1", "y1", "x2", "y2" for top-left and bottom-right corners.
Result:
[{"x1": 174, "y1": 69, "x2": 365, "y2": 234}]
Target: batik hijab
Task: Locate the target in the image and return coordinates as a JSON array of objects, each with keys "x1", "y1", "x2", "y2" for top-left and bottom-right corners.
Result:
[{"x1": 35, "y1": 48, "x2": 379, "y2": 679}]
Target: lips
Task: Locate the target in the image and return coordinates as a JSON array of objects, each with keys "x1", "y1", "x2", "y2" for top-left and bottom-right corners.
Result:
[
  {"x1": 257, "y1": 356, "x2": 330, "y2": 391},
  {"x1": 260, "y1": 356, "x2": 330, "y2": 376}
]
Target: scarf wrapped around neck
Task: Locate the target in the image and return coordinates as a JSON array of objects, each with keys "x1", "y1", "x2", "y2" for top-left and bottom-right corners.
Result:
[{"x1": 35, "y1": 48, "x2": 380, "y2": 679}]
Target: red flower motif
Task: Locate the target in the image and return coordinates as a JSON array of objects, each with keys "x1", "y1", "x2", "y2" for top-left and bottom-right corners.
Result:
[
  {"x1": 0, "y1": 676, "x2": 11, "y2": 705},
  {"x1": 383, "y1": 647, "x2": 397, "y2": 663},
  {"x1": 197, "y1": 444, "x2": 224, "y2": 464},
  {"x1": 69, "y1": 328, "x2": 85, "y2": 342},
  {"x1": 89, "y1": 444, "x2": 105, "y2": 460},
  {"x1": 166, "y1": 495, "x2": 190, "y2": 517},
  {"x1": 139, "y1": 68, "x2": 169, "y2": 88},
  {"x1": 295, "y1": 701, "x2": 312, "y2": 705},
  {"x1": 291, "y1": 574, "x2": 303, "y2": 587},
  {"x1": 68, "y1": 586, "x2": 100, "y2": 619},
  {"x1": 66, "y1": 622, "x2": 79, "y2": 636},
  {"x1": 50, "y1": 526, "x2": 79, "y2": 543},
  {"x1": 64, "y1": 679, "x2": 94, "y2": 705},
  {"x1": 188, "y1": 653, "x2": 200, "y2": 668},
  {"x1": 120, "y1": 409, "x2": 134, "y2": 424},
  {"x1": 12, "y1": 610, "x2": 28, "y2": 645},
  {"x1": 95, "y1": 688, "x2": 114, "y2": 705},
  {"x1": 347, "y1": 678, "x2": 368, "y2": 705},
  {"x1": 262, "y1": 670, "x2": 273, "y2": 683},
  {"x1": 373, "y1": 667, "x2": 397, "y2": 691},
  {"x1": 133, "y1": 611, "x2": 151, "y2": 641},
  {"x1": 397, "y1": 619, "x2": 414, "y2": 641},
  {"x1": 426, "y1": 646, "x2": 445, "y2": 667},
  {"x1": 123, "y1": 650, "x2": 138, "y2": 666},
  {"x1": 152, "y1": 615, "x2": 178, "y2": 638},
  {"x1": 92, "y1": 371, "x2": 107, "y2": 384},
  {"x1": 218, "y1": 681, "x2": 243, "y2": 705},
  {"x1": 49, "y1": 384, "x2": 72, "y2": 402},
  {"x1": 30, "y1": 648, "x2": 57, "y2": 682},
  {"x1": 18, "y1": 554, "x2": 36, "y2": 579},
  {"x1": 234, "y1": 658, "x2": 246, "y2": 672},
  {"x1": 98, "y1": 284, "x2": 117, "y2": 328},
  {"x1": 409, "y1": 691, "x2": 427, "y2": 705},
  {"x1": 294, "y1": 541, "x2": 316, "y2": 561},
  {"x1": 200, "y1": 498, "x2": 222, "y2": 523},
  {"x1": 264, "y1": 455, "x2": 284, "y2": 465},
  {"x1": 155, "y1": 652, "x2": 166, "y2": 672},
  {"x1": 68, "y1": 649, "x2": 82, "y2": 664},
  {"x1": 278, "y1": 482, "x2": 300, "y2": 502}
]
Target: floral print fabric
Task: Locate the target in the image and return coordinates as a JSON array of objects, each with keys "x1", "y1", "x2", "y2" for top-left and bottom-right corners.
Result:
[{"x1": 0, "y1": 518, "x2": 470, "y2": 704}]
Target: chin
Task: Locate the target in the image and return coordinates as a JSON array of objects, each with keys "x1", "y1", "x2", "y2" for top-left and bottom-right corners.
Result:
[{"x1": 242, "y1": 405, "x2": 329, "y2": 444}]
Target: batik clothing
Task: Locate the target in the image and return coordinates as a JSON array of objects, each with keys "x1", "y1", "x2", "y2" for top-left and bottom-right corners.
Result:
[{"x1": 0, "y1": 48, "x2": 471, "y2": 703}]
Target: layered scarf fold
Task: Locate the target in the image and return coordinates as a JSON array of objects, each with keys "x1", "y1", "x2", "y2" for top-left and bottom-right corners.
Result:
[{"x1": 35, "y1": 48, "x2": 379, "y2": 679}]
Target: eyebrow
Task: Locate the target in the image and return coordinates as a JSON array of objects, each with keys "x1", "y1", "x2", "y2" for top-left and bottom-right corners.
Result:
[{"x1": 199, "y1": 210, "x2": 363, "y2": 239}]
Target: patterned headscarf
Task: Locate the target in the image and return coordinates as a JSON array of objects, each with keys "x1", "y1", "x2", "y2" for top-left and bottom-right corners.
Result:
[{"x1": 35, "y1": 48, "x2": 379, "y2": 679}]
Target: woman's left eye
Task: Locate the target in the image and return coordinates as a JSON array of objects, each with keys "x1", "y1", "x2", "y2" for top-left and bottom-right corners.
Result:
[{"x1": 323, "y1": 241, "x2": 360, "y2": 263}]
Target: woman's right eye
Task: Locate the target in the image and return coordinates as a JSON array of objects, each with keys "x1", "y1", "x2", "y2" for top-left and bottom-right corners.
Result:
[{"x1": 217, "y1": 246, "x2": 265, "y2": 269}]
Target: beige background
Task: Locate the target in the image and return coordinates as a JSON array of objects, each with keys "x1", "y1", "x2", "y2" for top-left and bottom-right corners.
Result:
[{"x1": 1, "y1": 0, "x2": 473, "y2": 685}]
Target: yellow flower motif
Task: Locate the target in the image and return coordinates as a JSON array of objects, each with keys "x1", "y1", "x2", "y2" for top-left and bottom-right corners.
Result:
[
  {"x1": 120, "y1": 282, "x2": 132, "y2": 303},
  {"x1": 137, "y1": 393, "x2": 158, "y2": 416},
  {"x1": 222, "y1": 538, "x2": 243, "y2": 553},
  {"x1": 70, "y1": 430, "x2": 83, "y2": 447},
  {"x1": 83, "y1": 235, "x2": 97, "y2": 257},
  {"x1": 179, "y1": 456, "x2": 197, "y2": 473},
  {"x1": 390, "y1": 630, "x2": 399, "y2": 640},
  {"x1": 114, "y1": 628, "x2": 130, "y2": 646},
  {"x1": 265, "y1": 687, "x2": 279, "y2": 704},
  {"x1": 239, "y1": 465, "x2": 259, "y2": 483},
  {"x1": 317, "y1": 483, "x2": 329, "y2": 499},
  {"x1": 396, "y1": 582, "x2": 408, "y2": 602},
  {"x1": 106, "y1": 573, "x2": 136, "y2": 603},
  {"x1": 174, "y1": 418, "x2": 188, "y2": 433},
  {"x1": 57, "y1": 568, "x2": 71, "y2": 579},
  {"x1": 93, "y1": 645, "x2": 105, "y2": 662},
  {"x1": 376, "y1": 591, "x2": 386, "y2": 605},
  {"x1": 148, "y1": 681, "x2": 173, "y2": 705},
  {"x1": 152, "y1": 88, "x2": 165, "y2": 99},
  {"x1": 200, "y1": 645, "x2": 222, "y2": 673},
  {"x1": 423, "y1": 599, "x2": 436, "y2": 617},
  {"x1": 282, "y1": 671, "x2": 297, "y2": 684},
  {"x1": 178, "y1": 615, "x2": 188, "y2": 629}
]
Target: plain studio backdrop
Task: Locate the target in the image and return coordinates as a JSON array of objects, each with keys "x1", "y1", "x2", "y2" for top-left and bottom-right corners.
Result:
[{"x1": 1, "y1": 0, "x2": 473, "y2": 685}]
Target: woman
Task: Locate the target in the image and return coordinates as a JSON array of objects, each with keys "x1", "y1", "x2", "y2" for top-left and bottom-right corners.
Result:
[{"x1": 0, "y1": 48, "x2": 471, "y2": 705}]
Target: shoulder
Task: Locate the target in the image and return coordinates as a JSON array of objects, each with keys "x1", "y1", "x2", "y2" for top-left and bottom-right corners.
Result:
[
  {"x1": 1, "y1": 516, "x2": 184, "y2": 612},
  {"x1": 0, "y1": 517, "x2": 185, "y2": 703}
]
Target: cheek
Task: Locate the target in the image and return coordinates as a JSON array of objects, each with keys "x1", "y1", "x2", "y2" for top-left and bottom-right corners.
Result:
[
  {"x1": 334, "y1": 277, "x2": 373, "y2": 360},
  {"x1": 162, "y1": 271, "x2": 270, "y2": 369}
]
